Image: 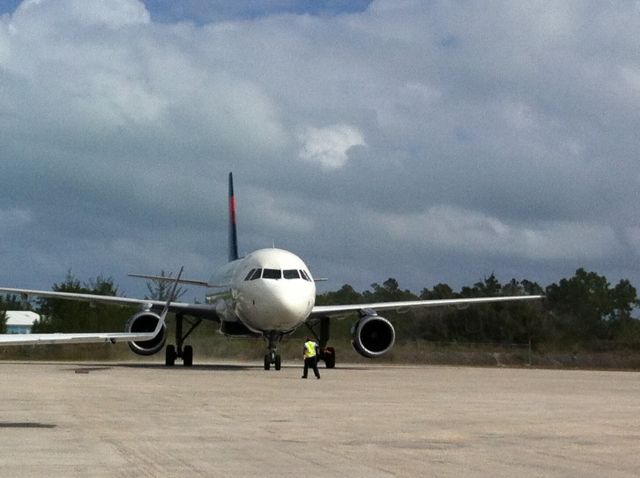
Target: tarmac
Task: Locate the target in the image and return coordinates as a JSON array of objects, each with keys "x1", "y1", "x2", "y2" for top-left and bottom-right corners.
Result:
[{"x1": 0, "y1": 360, "x2": 638, "y2": 477}]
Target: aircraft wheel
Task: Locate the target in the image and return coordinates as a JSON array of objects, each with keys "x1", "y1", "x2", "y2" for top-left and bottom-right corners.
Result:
[
  {"x1": 264, "y1": 354, "x2": 271, "y2": 370},
  {"x1": 274, "y1": 354, "x2": 281, "y2": 370},
  {"x1": 324, "y1": 347, "x2": 336, "y2": 369},
  {"x1": 165, "y1": 345, "x2": 177, "y2": 366},
  {"x1": 183, "y1": 345, "x2": 193, "y2": 367}
]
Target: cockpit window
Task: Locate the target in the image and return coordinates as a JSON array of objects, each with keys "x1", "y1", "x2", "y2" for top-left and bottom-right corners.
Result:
[
  {"x1": 262, "y1": 268, "x2": 282, "y2": 280},
  {"x1": 283, "y1": 269, "x2": 300, "y2": 279},
  {"x1": 249, "y1": 268, "x2": 262, "y2": 280},
  {"x1": 244, "y1": 269, "x2": 256, "y2": 281},
  {"x1": 299, "y1": 270, "x2": 311, "y2": 282}
]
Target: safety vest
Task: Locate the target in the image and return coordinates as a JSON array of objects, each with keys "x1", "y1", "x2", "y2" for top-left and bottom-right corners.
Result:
[{"x1": 304, "y1": 341, "x2": 317, "y2": 359}]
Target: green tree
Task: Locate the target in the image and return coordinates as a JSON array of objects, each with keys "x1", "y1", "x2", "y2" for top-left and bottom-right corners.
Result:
[
  {"x1": 145, "y1": 270, "x2": 187, "y2": 301},
  {"x1": 316, "y1": 284, "x2": 362, "y2": 306},
  {"x1": 314, "y1": 270, "x2": 640, "y2": 349},
  {"x1": 362, "y1": 278, "x2": 418, "y2": 303},
  {"x1": 0, "y1": 309, "x2": 6, "y2": 334},
  {"x1": 33, "y1": 271, "x2": 128, "y2": 333},
  {"x1": 413, "y1": 276, "x2": 547, "y2": 345},
  {"x1": 0, "y1": 293, "x2": 31, "y2": 311},
  {"x1": 420, "y1": 283, "x2": 455, "y2": 300},
  {"x1": 545, "y1": 268, "x2": 638, "y2": 343}
]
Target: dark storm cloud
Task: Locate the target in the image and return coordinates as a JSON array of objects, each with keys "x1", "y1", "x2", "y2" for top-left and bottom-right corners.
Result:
[
  {"x1": 142, "y1": 0, "x2": 373, "y2": 24},
  {"x1": 1, "y1": 0, "x2": 639, "y2": 297}
]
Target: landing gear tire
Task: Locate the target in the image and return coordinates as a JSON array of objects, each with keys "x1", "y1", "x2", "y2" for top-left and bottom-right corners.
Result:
[
  {"x1": 183, "y1": 345, "x2": 193, "y2": 367},
  {"x1": 165, "y1": 345, "x2": 177, "y2": 367},
  {"x1": 264, "y1": 354, "x2": 271, "y2": 370},
  {"x1": 274, "y1": 354, "x2": 281, "y2": 371},
  {"x1": 324, "y1": 347, "x2": 336, "y2": 369}
]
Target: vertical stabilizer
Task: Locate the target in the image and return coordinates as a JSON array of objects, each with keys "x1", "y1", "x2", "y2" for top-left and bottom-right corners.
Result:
[{"x1": 228, "y1": 172, "x2": 239, "y2": 262}]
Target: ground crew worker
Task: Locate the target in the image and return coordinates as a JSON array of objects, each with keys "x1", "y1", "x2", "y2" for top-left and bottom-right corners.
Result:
[{"x1": 302, "y1": 336, "x2": 320, "y2": 379}]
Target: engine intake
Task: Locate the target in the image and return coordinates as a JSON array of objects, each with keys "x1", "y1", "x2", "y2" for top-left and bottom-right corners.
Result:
[
  {"x1": 351, "y1": 314, "x2": 395, "y2": 358},
  {"x1": 126, "y1": 311, "x2": 167, "y2": 356}
]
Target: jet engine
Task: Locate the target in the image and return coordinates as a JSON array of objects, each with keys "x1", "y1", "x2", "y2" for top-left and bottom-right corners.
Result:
[
  {"x1": 351, "y1": 314, "x2": 396, "y2": 358},
  {"x1": 125, "y1": 311, "x2": 167, "y2": 356}
]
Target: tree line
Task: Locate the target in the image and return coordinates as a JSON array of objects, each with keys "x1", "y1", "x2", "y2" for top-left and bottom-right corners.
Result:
[
  {"x1": 316, "y1": 268, "x2": 640, "y2": 351},
  {"x1": 1, "y1": 267, "x2": 639, "y2": 351}
]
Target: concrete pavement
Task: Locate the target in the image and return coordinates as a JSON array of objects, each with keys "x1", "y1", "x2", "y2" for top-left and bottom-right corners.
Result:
[{"x1": 0, "y1": 361, "x2": 638, "y2": 477}]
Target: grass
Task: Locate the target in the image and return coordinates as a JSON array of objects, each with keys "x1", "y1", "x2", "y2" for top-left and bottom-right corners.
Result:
[{"x1": 2, "y1": 335, "x2": 640, "y2": 370}]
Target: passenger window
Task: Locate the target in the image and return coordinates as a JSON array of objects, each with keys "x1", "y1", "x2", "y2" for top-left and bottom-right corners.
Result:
[
  {"x1": 249, "y1": 268, "x2": 262, "y2": 280},
  {"x1": 262, "y1": 269, "x2": 282, "y2": 280},
  {"x1": 244, "y1": 269, "x2": 256, "y2": 281},
  {"x1": 283, "y1": 269, "x2": 300, "y2": 279}
]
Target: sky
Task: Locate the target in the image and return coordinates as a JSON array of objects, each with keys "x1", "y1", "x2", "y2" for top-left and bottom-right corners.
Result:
[{"x1": 1, "y1": 0, "x2": 639, "y2": 300}]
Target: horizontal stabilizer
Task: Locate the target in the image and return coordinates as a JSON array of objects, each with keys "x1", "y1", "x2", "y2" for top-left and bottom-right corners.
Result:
[{"x1": 127, "y1": 273, "x2": 226, "y2": 288}]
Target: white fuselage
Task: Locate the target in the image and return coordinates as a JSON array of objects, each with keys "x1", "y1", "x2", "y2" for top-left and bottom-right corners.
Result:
[{"x1": 205, "y1": 248, "x2": 316, "y2": 334}]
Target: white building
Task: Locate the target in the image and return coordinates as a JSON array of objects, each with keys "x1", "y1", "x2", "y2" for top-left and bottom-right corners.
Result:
[{"x1": 5, "y1": 311, "x2": 40, "y2": 334}]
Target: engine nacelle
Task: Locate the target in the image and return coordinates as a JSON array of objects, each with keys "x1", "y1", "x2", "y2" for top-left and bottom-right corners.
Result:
[
  {"x1": 125, "y1": 311, "x2": 167, "y2": 356},
  {"x1": 351, "y1": 314, "x2": 396, "y2": 358}
]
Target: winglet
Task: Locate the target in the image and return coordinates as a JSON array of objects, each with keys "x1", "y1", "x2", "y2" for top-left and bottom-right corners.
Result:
[
  {"x1": 154, "y1": 266, "x2": 184, "y2": 335},
  {"x1": 228, "y1": 172, "x2": 239, "y2": 262}
]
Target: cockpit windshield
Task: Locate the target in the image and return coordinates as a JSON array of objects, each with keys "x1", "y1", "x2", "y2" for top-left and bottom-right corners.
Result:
[
  {"x1": 283, "y1": 269, "x2": 300, "y2": 279},
  {"x1": 262, "y1": 269, "x2": 282, "y2": 280},
  {"x1": 244, "y1": 268, "x2": 262, "y2": 281},
  {"x1": 299, "y1": 270, "x2": 312, "y2": 281},
  {"x1": 244, "y1": 267, "x2": 312, "y2": 281}
]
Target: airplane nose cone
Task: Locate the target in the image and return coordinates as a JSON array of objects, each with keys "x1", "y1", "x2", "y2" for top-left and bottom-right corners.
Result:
[
  {"x1": 273, "y1": 288, "x2": 309, "y2": 318},
  {"x1": 237, "y1": 277, "x2": 315, "y2": 332},
  {"x1": 264, "y1": 285, "x2": 313, "y2": 329}
]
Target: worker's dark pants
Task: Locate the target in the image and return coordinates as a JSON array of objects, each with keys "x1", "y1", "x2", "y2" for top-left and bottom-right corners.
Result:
[{"x1": 303, "y1": 356, "x2": 320, "y2": 378}]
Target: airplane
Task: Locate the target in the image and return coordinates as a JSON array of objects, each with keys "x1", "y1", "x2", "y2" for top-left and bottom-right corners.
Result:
[{"x1": 0, "y1": 173, "x2": 543, "y2": 370}]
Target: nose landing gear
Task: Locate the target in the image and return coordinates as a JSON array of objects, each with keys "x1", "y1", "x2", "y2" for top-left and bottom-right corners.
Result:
[
  {"x1": 263, "y1": 351, "x2": 281, "y2": 370},
  {"x1": 263, "y1": 332, "x2": 282, "y2": 371}
]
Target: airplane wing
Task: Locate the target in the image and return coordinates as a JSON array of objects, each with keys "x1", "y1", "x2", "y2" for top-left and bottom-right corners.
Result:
[
  {"x1": 0, "y1": 331, "x2": 162, "y2": 346},
  {"x1": 0, "y1": 269, "x2": 218, "y2": 347},
  {"x1": 0, "y1": 287, "x2": 220, "y2": 320},
  {"x1": 0, "y1": 279, "x2": 178, "y2": 346},
  {"x1": 310, "y1": 294, "x2": 544, "y2": 318}
]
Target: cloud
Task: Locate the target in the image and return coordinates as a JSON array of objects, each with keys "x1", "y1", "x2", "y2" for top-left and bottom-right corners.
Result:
[
  {"x1": 1, "y1": 0, "x2": 640, "y2": 295},
  {"x1": 0, "y1": 207, "x2": 32, "y2": 230},
  {"x1": 371, "y1": 205, "x2": 620, "y2": 261},
  {"x1": 625, "y1": 227, "x2": 640, "y2": 257},
  {"x1": 14, "y1": 0, "x2": 150, "y2": 28},
  {"x1": 298, "y1": 124, "x2": 365, "y2": 170},
  {"x1": 244, "y1": 187, "x2": 315, "y2": 236}
]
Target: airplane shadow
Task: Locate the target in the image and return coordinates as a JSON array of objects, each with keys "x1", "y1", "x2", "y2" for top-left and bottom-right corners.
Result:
[
  {"x1": 53, "y1": 362, "x2": 257, "y2": 372},
  {"x1": 117, "y1": 363, "x2": 379, "y2": 372},
  {"x1": 117, "y1": 362, "x2": 257, "y2": 372},
  {"x1": 37, "y1": 361, "x2": 378, "y2": 373},
  {"x1": 0, "y1": 422, "x2": 56, "y2": 429},
  {"x1": 63, "y1": 366, "x2": 114, "y2": 373}
]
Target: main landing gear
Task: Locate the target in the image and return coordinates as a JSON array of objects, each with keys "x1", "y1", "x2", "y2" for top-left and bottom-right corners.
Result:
[
  {"x1": 306, "y1": 316, "x2": 336, "y2": 369},
  {"x1": 165, "y1": 313, "x2": 202, "y2": 367},
  {"x1": 263, "y1": 331, "x2": 282, "y2": 371}
]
